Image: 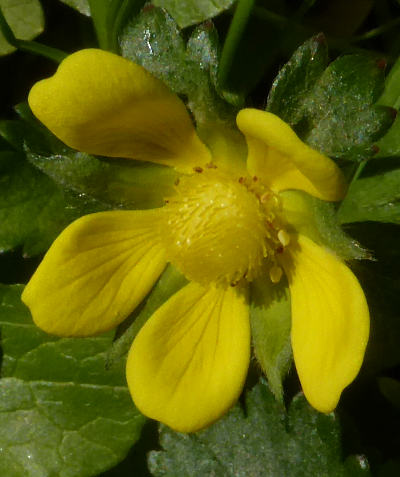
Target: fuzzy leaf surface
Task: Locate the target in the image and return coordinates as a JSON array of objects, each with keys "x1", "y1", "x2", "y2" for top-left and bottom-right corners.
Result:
[
  {"x1": 0, "y1": 284, "x2": 146, "y2": 477},
  {"x1": 120, "y1": 6, "x2": 236, "y2": 125},
  {"x1": 266, "y1": 34, "x2": 329, "y2": 127},
  {"x1": 0, "y1": 150, "x2": 80, "y2": 256},
  {"x1": 149, "y1": 380, "x2": 371, "y2": 476},
  {"x1": 302, "y1": 55, "x2": 392, "y2": 161},
  {"x1": 267, "y1": 38, "x2": 393, "y2": 161}
]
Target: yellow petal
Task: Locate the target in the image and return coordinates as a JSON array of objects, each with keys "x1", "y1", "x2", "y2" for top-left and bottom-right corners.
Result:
[
  {"x1": 280, "y1": 235, "x2": 369, "y2": 412},
  {"x1": 22, "y1": 210, "x2": 166, "y2": 337},
  {"x1": 237, "y1": 109, "x2": 346, "y2": 201},
  {"x1": 28, "y1": 49, "x2": 211, "y2": 173},
  {"x1": 126, "y1": 282, "x2": 250, "y2": 432}
]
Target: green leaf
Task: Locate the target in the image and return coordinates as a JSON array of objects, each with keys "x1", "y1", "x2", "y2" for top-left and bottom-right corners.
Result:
[
  {"x1": 0, "y1": 0, "x2": 44, "y2": 55},
  {"x1": 266, "y1": 34, "x2": 329, "y2": 127},
  {"x1": 0, "y1": 114, "x2": 177, "y2": 211},
  {"x1": 302, "y1": 54, "x2": 393, "y2": 161},
  {"x1": 120, "y1": 6, "x2": 188, "y2": 94},
  {"x1": 28, "y1": 150, "x2": 178, "y2": 210},
  {"x1": 267, "y1": 38, "x2": 393, "y2": 161},
  {"x1": 0, "y1": 150, "x2": 81, "y2": 256},
  {"x1": 59, "y1": 0, "x2": 90, "y2": 16},
  {"x1": 374, "y1": 115, "x2": 400, "y2": 158},
  {"x1": 250, "y1": 278, "x2": 291, "y2": 403},
  {"x1": 152, "y1": 0, "x2": 235, "y2": 28},
  {"x1": 377, "y1": 55, "x2": 400, "y2": 109},
  {"x1": 0, "y1": 284, "x2": 146, "y2": 477},
  {"x1": 281, "y1": 190, "x2": 369, "y2": 260},
  {"x1": 337, "y1": 168, "x2": 400, "y2": 225},
  {"x1": 148, "y1": 380, "x2": 371, "y2": 476},
  {"x1": 120, "y1": 6, "x2": 236, "y2": 125}
]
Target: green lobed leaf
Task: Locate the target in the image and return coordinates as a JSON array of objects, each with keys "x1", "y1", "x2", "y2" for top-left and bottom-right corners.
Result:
[
  {"x1": 250, "y1": 278, "x2": 291, "y2": 403},
  {"x1": 152, "y1": 0, "x2": 235, "y2": 28},
  {"x1": 28, "y1": 150, "x2": 178, "y2": 210},
  {"x1": 148, "y1": 380, "x2": 371, "y2": 476},
  {"x1": 0, "y1": 284, "x2": 146, "y2": 477},
  {"x1": 266, "y1": 33, "x2": 329, "y2": 127},
  {"x1": 0, "y1": 149, "x2": 82, "y2": 256},
  {"x1": 0, "y1": 0, "x2": 44, "y2": 55},
  {"x1": 267, "y1": 37, "x2": 393, "y2": 161},
  {"x1": 302, "y1": 54, "x2": 393, "y2": 161},
  {"x1": 120, "y1": 5, "x2": 237, "y2": 125},
  {"x1": 120, "y1": 5, "x2": 188, "y2": 94},
  {"x1": 337, "y1": 168, "x2": 400, "y2": 225},
  {"x1": 1, "y1": 111, "x2": 177, "y2": 211}
]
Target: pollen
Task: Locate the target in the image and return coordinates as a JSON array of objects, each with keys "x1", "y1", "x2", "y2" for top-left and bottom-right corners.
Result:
[{"x1": 160, "y1": 169, "x2": 289, "y2": 286}]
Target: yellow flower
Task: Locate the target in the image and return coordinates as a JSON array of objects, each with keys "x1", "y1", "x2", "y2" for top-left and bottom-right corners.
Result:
[{"x1": 21, "y1": 49, "x2": 369, "y2": 433}]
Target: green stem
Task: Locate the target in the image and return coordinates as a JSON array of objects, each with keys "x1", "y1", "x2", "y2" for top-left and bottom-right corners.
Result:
[
  {"x1": 0, "y1": 7, "x2": 66, "y2": 62},
  {"x1": 337, "y1": 159, "x2": 368, "y2": 214},
  {"x1": 351, "y1": 16, "x2": 400, "y2": 42},
  {"x1": 111, "y1": 0, "x2": 131, "y2": 51},
  {"x1": 16, "y1": 40, "x2": 67, "y2": 62},
  {"x1": 349, "y1": 159, "x2": 368, "y2": 188},
  {"x1": 218, "y1": 0, "x2": 255, "y2": 87}
]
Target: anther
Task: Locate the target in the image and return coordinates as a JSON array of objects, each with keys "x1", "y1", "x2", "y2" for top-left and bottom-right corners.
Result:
[
  {"x1": 269, "y1": 265, "x2": 283, "y2": 284},
  {"x1": 260, "y1": 192, "x2": 271, "y2": 203},
  {"x1": 253, "y1": 176, "x2": 258, "y2": 182},
  {"x1": 193, "y1": 166, "x2": 203, "y2": 173},
  {"x1": 238, "y1": 177, "x2": 245, "y2": 184},
  {"x1": 277, "y1": 229, "x2": 290, "y2": 247}
]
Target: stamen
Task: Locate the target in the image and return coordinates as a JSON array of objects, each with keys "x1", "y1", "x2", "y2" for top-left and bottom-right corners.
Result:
[
  {"x1": 260, "y1": 192, "x2": 271, "y2": 203},
  {"x1": 161, "y1": 170, "x2": 289, "y2": 286},
  {"x1": 277, "y1": 229, "x2": 290, "y2": 247},
  {"x1": 269, "y1": 265, "x2": 283, "y2": 284}
]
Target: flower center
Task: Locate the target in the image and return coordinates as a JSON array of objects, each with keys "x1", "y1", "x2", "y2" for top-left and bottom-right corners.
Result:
[{"x1": 160, "y1": 168, "x2": 289, "y2": 286}]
